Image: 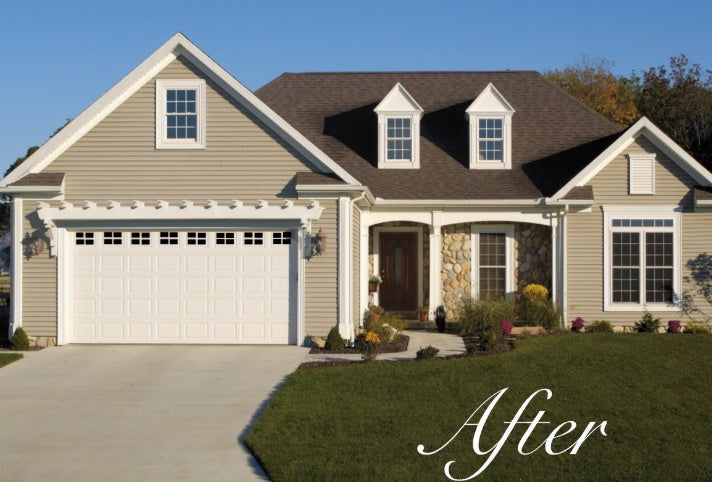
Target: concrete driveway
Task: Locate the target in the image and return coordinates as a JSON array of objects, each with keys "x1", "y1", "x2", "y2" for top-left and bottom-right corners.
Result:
[{"x1": 0, "y1": 345, "x2": 308, "y2": 481}]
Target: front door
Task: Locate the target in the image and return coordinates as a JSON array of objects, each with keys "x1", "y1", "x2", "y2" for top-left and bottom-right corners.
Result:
[{"x1": 379, "y1": 232, "x2": 418, "y2": 311}]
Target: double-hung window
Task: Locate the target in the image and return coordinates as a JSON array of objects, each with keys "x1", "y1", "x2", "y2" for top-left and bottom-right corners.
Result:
[
  {"x1": 477, "y1": 117, "x2": 504, "y2": 162},
  {"x1": 605, "y1": 208, "x2": 680, "y2": 310},
  {"x1": 471, "y1": 225, "x2": 514, "y2": 298},
  {"x1": 386, "y1": 118, "x2": 412, "y2": 161},
  {"x1": 156, "y1": 79, "x2": 206, "y2": 149}
]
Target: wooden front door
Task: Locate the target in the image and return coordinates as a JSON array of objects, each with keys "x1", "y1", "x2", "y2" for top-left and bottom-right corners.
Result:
[{"x1": 379, "y1": 232, "x2": 418, "y2": 311}]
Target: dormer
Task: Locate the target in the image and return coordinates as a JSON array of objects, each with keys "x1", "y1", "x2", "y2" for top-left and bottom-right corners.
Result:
[
  {"x1": 374, "y1": 83, "x2": 423, "y2": 169},
  {"x1": 466, "y1": 83, "x2": 515, "y2": 170}
]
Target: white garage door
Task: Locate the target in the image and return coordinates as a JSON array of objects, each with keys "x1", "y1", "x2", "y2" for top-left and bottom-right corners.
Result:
[{"x1": 67, "y1": 229, "x2": 296, "y2": 344}]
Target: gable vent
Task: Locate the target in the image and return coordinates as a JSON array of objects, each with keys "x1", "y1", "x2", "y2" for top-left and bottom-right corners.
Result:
[{"x1": 629, "y1": 154, "x2": 655, "y2": 195}]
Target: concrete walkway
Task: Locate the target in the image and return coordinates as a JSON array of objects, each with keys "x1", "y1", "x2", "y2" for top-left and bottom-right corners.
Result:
[
  {"x1": 0, "y1": 345, "x2": 308, "y2": 482},
  {"x1": 303, "y1": 329, "x2": 466, "y2": 362}
]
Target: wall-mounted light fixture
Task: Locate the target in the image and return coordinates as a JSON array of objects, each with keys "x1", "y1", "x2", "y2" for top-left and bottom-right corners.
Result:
[{"x1": 314, "y1": 228, "x2": 327, "y2": 256}]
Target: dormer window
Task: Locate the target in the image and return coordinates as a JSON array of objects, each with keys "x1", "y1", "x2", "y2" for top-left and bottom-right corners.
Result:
[
  {"x1": 156, "y1": 79, "x2": 206, "y2": 149},
  {"x1": 375, "y1": 83, "x2": 423, "y2": 169},
  {"x1": 466, "y1": 83, "x2": 515, "y2": 169},
  {"x1": 386, "y1": 118, "x2": 412, "y2": 160}
]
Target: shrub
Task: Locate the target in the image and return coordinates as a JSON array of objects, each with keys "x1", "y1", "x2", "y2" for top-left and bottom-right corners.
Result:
[
  {"x1": 416, "y1": 345, "x2": 439, "y2": 360},
  {"x1": 12, "y1": 327, "x2": 30, "y2": 351},
  {"x1": 571, "y1": 317, "x2": 585, "y2": 332},
  {"x1": 667, "y1": 320, "x2": 682, "y2": 333},
  {"x1": 522, "y1": 283, "x2": 549, "y2": 301},
  {"x1": 459, "y1": 297, "x2": 516, "y2": 350},
  {"x1": 364, "y1": 314, "x2": 405, "y2": 343},
  {"x1": 684, "y1": 320, "x2": 712, "y2": 334},
  {"x1": 520, "y1": 298, "x2": 562, "y2": 329},
  {"x1": 499, "y1": 320, "x2": 513, "y2": 336},
  {"x1": 587, "y1": 320, "x2": 614, "y2": 333},
  {"x1": 324, "y1": 326, "x2": 345, "y2": 351},
  {"x1": 634, "y1": 311, "x2": 661, "y2": 333}
]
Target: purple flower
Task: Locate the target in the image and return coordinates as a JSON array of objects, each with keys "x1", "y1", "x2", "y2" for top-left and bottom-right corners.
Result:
[
  {"x1": 572, "y1": 317, "x2": 585, "y2": 332},
  {"x1": 667, "y1": 320, "x2": 682, "y2": 333},
  {"x1": 500, "y1": 320, "x2": 513, "y2": 335}
]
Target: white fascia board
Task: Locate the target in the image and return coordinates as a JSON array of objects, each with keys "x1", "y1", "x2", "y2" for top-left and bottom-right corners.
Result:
[
  {"x1": 552, "y1": 117, "x2": 712, "y2": 200},
  {"x1": 296, "y1": 184, "x2": 375, "y2": 203},
  {"x1": 0, "y1": 186, "x2": 64, "y2": 194},
  {"x1": 1, "y1": 32, "x2": 360, "y2": 188}
]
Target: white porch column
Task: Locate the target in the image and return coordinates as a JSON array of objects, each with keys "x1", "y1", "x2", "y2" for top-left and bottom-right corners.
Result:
[
  {"x1": 428, "y1": 211, "x2": 443, "y2": 317},
  {"x1": 337, "y1": 196, "x2": 354, "y2": 341},
  {"x1": 9, "y1": 196, "x2": 23, "y2": 339},
  {"x1": 550, "y1": 211, "x2": 567, "y2": 326},
  {"x1": 359, "y1": 218, "x2": 369, "y2": 327}
]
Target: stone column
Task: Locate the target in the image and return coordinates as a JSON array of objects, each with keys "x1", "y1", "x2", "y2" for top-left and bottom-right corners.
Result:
[{"x1": 428, "y1": 212, "x2": 443, "y2": 317}]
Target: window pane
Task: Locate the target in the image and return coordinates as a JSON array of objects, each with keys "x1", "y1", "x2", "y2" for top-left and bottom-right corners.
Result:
[
  {"x1": 645, "y1": 232, "x2": 673, "y2": 303},
  {"x1": 612, "y1": 232, "x2": 640, "y2": 303}
]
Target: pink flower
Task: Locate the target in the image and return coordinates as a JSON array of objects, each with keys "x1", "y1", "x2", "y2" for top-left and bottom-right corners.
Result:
[
  {"x1": 572, "y1": 317, "x2": 585, "y2": 332},
  {"x1": 500, "y1": 320, "x2": 513, "y2": 335}
]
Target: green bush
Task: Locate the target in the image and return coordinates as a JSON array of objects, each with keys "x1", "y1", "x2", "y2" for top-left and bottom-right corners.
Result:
[
  {"x1": 634, "y1": 311, "x2": 660, "y2": 333},
  {"x1": 324, "y1": 326, "x2": 345, "y2": 351},
  {"x1": 519, "y1": 298, "x2": 562, "y2": 329},
  {"x1": 684, "y1": 321, "x2": 712, "y2": 334},
  {"x1": 12, "y1": 327, "x2": 30, "y2": 351},
  {"x1": 459, "y1": 297, "x2": 516, "y2": 351},
  {"x1": 381, "y1": 314, "x2": 407, "y2": 333},
  {"x1": 587, "y1": 320, "x2": 614, "y2": 333},
  {"x1": 416, "y1": 345, "x2": 439, "y2": 360}
]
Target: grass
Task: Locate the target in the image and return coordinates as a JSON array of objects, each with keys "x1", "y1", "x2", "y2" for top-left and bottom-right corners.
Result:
[
  {"x1": 246, "y1": 334, "x2": 712, "y2": 481},
  {"x1": 0, "y1": 352, "x2": 22, "y2": 368}
]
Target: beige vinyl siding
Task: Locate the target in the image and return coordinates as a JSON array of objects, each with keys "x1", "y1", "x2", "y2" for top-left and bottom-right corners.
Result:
[
  {"x1": 21, "y1": 201, "x2": 57, "y2": 337},
  {"x1": 352, "y1": 205, "x2": 361, "y2": 324},
  {"x1": 43, "y1": 56, "x2": 321, "y2": 204},
  {"x1": 305, "y1": 200, "x2": 338, "y2": 335},
  {"x1": 681, "y1": 213, "x2": 712, "y2": 319},
  {"x1": 21, "y1": 55, "x2": 339, "y2": 339},
  {"x1": 566, "y1": 136, "x2": 700, "y2": 323}
]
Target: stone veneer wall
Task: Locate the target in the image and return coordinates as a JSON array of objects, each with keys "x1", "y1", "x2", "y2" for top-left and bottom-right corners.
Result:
[{"x1": 441, "y1": 223, "x2": 552, "y2": 320}]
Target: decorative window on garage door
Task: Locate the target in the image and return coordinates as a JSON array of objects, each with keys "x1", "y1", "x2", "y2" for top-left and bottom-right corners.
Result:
[
  {"x1": 159, "y1": 231, "x2": 179, "y2": 245},
  {"x1": 272, "y1": 231, "x2": 292, "y2": 245},
  {"x1": 187, "y1": 232, "x2": 207, "y2": 245},
  {"x1": 75, "y1": 232, "x2": 94, "y2": 245},
  {"x1": 103, "y1": 232, "x2": 123, "y2": 245},
  {"x1": 216, "y1": 232, "x2": 235, "y2": 245},
  {"x1": 131, "y1": 232, "x2": 151, "y2": 245},
  {"x1": 244, "y1": 232, "x2": 263, "y2": 245}
]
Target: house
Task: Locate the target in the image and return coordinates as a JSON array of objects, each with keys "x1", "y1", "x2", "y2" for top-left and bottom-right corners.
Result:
[{"x1": 3, "y1": 33, "x2": 712, "y2": 346}]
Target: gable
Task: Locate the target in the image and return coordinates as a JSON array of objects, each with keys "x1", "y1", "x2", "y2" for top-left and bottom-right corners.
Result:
[
  {"x1": 39, "y1": 56, "x2": 326, "y2": 203},
  {"x1": 1, "y1": 33, "x2": 359, "y2": 190},
  {"x1": 586, "y1": 135, "x2": 696, "y2": 208}
]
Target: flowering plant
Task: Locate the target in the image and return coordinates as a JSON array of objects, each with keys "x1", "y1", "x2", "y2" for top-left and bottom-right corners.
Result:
[
  {"x1": 499, "y1": 320, "x2": 513, "y2": 336},
  {"x1": 667, "y1": 320, "x2": 682, "y2": 333},
  {"x1": 368, "y1": 305, "x2": 385, "y2": 315},
  {"x1": 571, "y1": 317, "x2": 585, "y2": 332},
  {"x1": 522, "y1": 283, "x2": 549, "y2": 302},
  {"x1": 369, "y1": 274, "x2": 383, "y2": 284},
  {"x1": 356, "y1": 331, "x2": 382, "y2": 361}
]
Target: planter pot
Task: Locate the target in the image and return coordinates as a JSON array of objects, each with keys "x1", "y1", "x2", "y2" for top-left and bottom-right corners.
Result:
[
  {"x1": 419, "y1": 314, "x2": 428, "y2": 323},
  {"x1": 369, "y1": 283, "x2": 379, "y2": 293}
]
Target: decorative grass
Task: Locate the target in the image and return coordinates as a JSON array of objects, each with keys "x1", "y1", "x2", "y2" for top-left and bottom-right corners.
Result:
[{"x1": 246, "y1": 334, "x2": 712, "y2": 481}]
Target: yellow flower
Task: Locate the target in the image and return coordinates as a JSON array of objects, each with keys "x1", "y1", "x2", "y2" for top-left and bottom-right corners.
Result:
[
  {"x1": 365, "y1": 331, "x2": 381, "y2": 344},
  {"x1": 522, "y1": 283, "x2": 548, "y2": 301}
]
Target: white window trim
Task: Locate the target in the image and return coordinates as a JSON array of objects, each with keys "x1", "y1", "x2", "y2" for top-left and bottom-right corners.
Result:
[
  {"x1": 628, "y1": 153, "x2": 656, "y2": 195},
  {"x1": 155, "y1": 79, "x2": 206, "y2": 149},
  {"x1": 471, "y1": 224, "x2": 515, "y2": 298},
  {"x1": 603, "y1": 206, "x2": 681, "y2": 312},
  {"x1": 377, "y1": 112, "x2": 421, "y2": 169},
  {"x1": 469, "y1": 114, "x2": 512, "y2": 170}
]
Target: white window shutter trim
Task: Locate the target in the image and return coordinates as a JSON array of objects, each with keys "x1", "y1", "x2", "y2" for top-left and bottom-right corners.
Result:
[{"x1": 629, "y1": 155, "x2": 655, "y2": 194}]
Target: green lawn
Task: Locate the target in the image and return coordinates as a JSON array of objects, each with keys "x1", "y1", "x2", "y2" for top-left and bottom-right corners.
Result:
[
  {"x1": 0, "y1": 352, "x2": 22, "y2": 368},
  {"x1": 246, "y1": 334, "x2": 712, "y2": 481}
]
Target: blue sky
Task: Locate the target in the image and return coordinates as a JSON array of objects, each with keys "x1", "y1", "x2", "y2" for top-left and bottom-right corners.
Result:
[{"x1": 1, "y1": 0, "x2": 710, "y2": 175}]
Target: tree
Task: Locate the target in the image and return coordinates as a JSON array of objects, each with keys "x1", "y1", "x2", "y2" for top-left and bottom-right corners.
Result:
[
  {"x1": 634, "y1": 54, "x2": 712, "y2": 169},
  {"x1": 546, "y1": 55, "x2": 639, "y2": 128}
]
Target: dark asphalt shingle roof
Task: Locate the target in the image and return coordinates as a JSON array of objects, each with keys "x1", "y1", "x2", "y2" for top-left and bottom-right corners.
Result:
[
  {"x1": 256, "y1": 71, "x2": 622, "y2": 200},
  {"x1": 295, "y1": 171, "x2": 347, "y2": 185}
]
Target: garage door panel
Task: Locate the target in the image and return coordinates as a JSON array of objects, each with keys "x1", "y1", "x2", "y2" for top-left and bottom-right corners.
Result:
[{"x1": 68, "y1": 229, "x2": 295, "y2": 344}]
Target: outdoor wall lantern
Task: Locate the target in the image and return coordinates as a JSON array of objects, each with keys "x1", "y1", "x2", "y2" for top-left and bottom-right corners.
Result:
[{"x1": 314, "y1": 228, "x2": 327, "y2": 256}]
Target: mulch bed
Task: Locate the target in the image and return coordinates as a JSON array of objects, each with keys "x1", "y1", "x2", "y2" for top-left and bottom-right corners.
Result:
[
  {"x1": 297, "y1": 334, "x2": 522, "y2": 370},
  {"x1": 308, "y1": 334, "x2": 409, "y2": 355}
]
